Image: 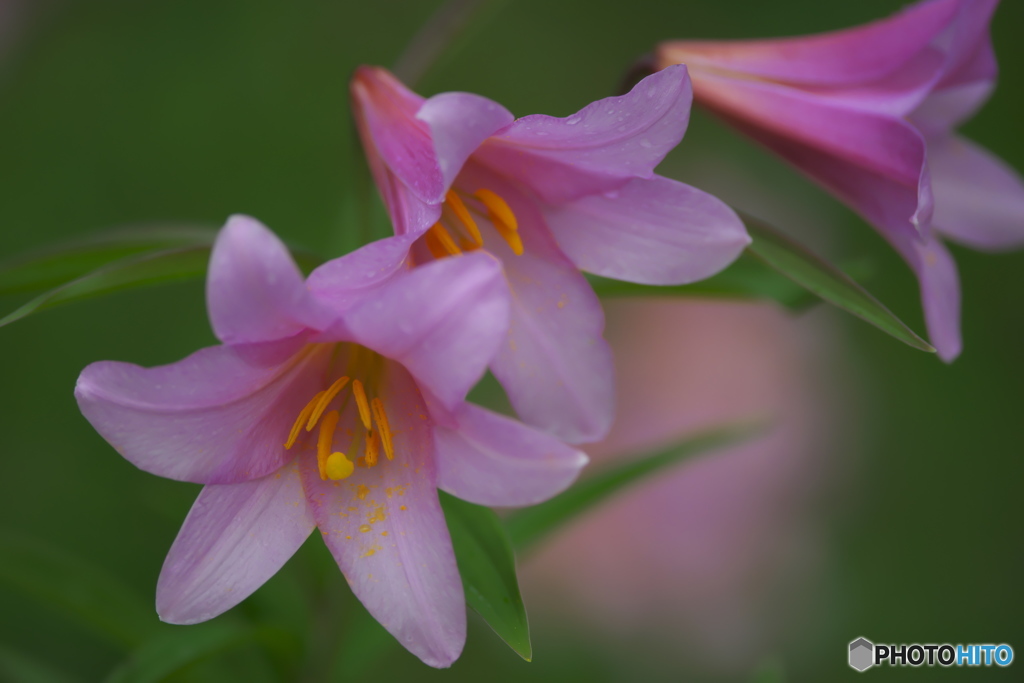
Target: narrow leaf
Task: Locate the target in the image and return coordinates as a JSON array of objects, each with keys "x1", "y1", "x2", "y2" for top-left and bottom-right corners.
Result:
[
  {"x1": 104, "y1": 621, "x2": 259, "y2": 683},
  {"x1": 505, "y1": 422, "x2": 764, "y2": 552},
  {"x1": 0, "y1": 226, "x2": 217, "y2": 295},
  {"x1": 440, "y1": 492, "x2": 532, "y2": 661},
  {"x1": 0, "y1": 532, "x2": 158, "y2": 648},
  {"x1": 742, "y1": 215, "x2": 935, "y2": 353},
  {"x1": 589, "y1": 251, "x2": 814, "y2": 310},
  {"x1": 0, "y1": 246, "x2": 210, "y2": 328}
]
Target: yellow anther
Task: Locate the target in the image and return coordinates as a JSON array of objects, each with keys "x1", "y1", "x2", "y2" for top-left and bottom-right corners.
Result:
[
  {"x1": 366, "y1": 429, "x2": 380, "y2": 467},
  {"x1": 285, "y1": 391, "x2": 323, "y2": 449},
  {"x1": 474, "y1": 188, "x2": 522, "y2": 255},
  {"x1": 428, "y1": 223, "x2": 462, "y2": 257},
  {"x1": 445, "y1": 190, "x2": 483, "y2": 248},
  {"x1": 306, "y1": 376, "x2": 350, "y2": 431},
  {"x1": 352, "y1": 379, "x2": 372, "y2": 431},
  {"x1": 317, "y1": 410, "x2": 341, "y2": 480},
  {"x1": 424, "y1": 231, "x2": 449, "y2": 259},
  {"x1": 325, "y1": 452, "x2": 354, "y2": 480},
  {"x1": 371, "y1": 397, "x2": 394, "y2": 460}
]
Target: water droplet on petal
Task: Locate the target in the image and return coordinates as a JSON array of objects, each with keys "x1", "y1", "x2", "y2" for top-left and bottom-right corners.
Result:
[{"x1": 639, "y1": 138, "x2": 653, "y2": 148}]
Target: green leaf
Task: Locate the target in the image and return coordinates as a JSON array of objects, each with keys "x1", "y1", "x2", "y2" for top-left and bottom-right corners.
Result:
[
  {"x1": 0, "y1": 246, "x2": 211, "y2": 328},
  {"x1": 589, "y1": 251, "x2": 814, "y2": 310},
  {"x1": 505, "y1": 422, "x2": 764, "y2": 552},
  {"x1": 440, "y1": 492, "x2": 532, "y2": 661},
  {"x1": 742, "y1": 215, "x2": 935, "y2": 353},
  {"x1": 104, "y1": 621, "x2": 261, "y2": 683},
  {"x1": 0, "y1": 645, "x2": 80, "y2": 683},
  {"x1": 0, "y1": 226, "x2": 217, "y2": 295},
  {"x1": 0, "y1": 531, "x2": 158, "y2": 648}
]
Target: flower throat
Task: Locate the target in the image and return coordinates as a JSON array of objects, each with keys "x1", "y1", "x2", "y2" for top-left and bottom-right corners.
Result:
[
  {"x1": 284, "y1": 348, "x2": 394, "y2": 482},
  {"x1": 424, "y1": 189, "x2": 523, "y2": 258}
]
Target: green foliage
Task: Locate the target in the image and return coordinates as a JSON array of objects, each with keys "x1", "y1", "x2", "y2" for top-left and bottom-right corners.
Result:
[
  {"x1": 742, "y1": 215, "x2": 935, "y2": 352},
  {"x1": 440, "y1": 492, "x2": 532, "y2": 661}
]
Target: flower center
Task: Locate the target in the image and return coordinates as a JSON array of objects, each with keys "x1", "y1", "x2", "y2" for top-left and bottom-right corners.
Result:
[
  {"x1": 424, "y1": 189, "x2": 523, "y2": 258},
  {"x1": 283, "y1": 351, "x2": 394, "y2": 481}
]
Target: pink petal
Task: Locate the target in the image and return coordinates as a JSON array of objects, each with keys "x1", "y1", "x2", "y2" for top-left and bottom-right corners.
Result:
[
  {"x1": 156, "y1": 459, "x2": 315, "y2": 624},
  {"x1": 929, "y1": 134, "x2": 1024, "y2": 251},
  {"x1": 886, "y1": 228, "x2": 962, "y2": 363},
  {"x1": 693, "y1": 73, "x2": 927, "y2": 191},
  {"x1": 434, "y1": 403, "x2": 588, "y2": 507},
  {"x1": 206, "y1": 215, "x2": 331, "y2": 345},
  {"x1": 299, "y1": 361, "x2": 465, "y2": 669},
  {"x1": 461, "y1": 166, "x2": 614, "y2": 444},
  {"x1": 911, "y1": 81, "x2": 994, "y2": 135},
  {"x1": 338, "y1": 252, "x2": 509, "y2": 411},
  {"x1": 416, "y1": 92, "x2": 514, "y2": 190},
  {"x1": 543, "y1": 175, "x2": 749, "y2": 285},
  {"x1": 306, "y1": 234, "x2": 415, "y2": 311},
  {"x1": 75, "y1": 343, "x2": 329, "y2": 484},
  {"x1": 656, "y1": 0, "x2": 959, "y2": 86},
  {"x1": 477, "y1": 65, "x2": 694, "y2": 203},
  {"x1": 350, "y1": 66, "x2": 443, "y2": 205}
]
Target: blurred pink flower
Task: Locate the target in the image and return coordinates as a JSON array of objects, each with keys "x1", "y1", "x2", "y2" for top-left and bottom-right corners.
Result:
[
  {"x1": 75, "y1": 216, "x2": 586, "y2": 668},
  {"x1": 522, "y1": 299, "x2": 839, "y2": 671},
  {"x1": 350, "y1": 65, "x2": 749, "y2": 443},
  {"x1": 656, "y1": 0, "x2": 1024, "y2": 361}
]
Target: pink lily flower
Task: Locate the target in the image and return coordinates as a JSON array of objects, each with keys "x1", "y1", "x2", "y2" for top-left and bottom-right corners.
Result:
[
  {"x1": 656, "y1": 0, "x2": 1024, "y2": 361},
  {"x1": 74, "y1": 216, "x2": 587, "y2": 668},
  {"x1": 350, "y1": 65, "x2": 750, "y2": 443}
]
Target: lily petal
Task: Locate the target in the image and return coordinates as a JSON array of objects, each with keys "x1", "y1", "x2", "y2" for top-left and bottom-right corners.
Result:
[
  {"x1": 75, "y1": 344, "x2": 327, "y2": 484},
  {"x1": 207, "y1": 215, "x2": 331, "y2": 345},
  {"x1": 929, "y1": 134, "x2": 1024, "y2": 251},
  {"x1": 338, "y1": 252, "x2": 509, "y2": 411},
  {"x1": 156, "y1": 459, "x2": 315, "y2": 624},
  {"x1": 435, "y1": 403, "x2": 588, "y2": 507},
  {"x1": 656, "y1": 0, "x2": 959, "y2": 86},
  {"x1": 543, "y1": 175, "x2": 749, "y2": 285},
  {"x1": 300, "y1": 362, "x2": 465, "y2": 669},
  {"x1": 478, "y1": 65, "x2": 694, "y2": 203},
  {"x1": 306, "y1": 234, "x2": 415, "y2": 311},
  {"x1": 463, "y1": 167, "x2": 614, "y2": 443},
  {"x1": 416, "y1": 92, "x2": 514, "y2": 190}
]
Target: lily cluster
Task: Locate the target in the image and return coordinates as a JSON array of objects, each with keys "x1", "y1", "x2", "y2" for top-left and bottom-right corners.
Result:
[{"x1": 74, "y1": 0, "x2": 1020, "y2": 670}]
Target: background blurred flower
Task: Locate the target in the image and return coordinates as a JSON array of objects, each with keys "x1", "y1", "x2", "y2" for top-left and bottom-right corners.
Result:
[
  {"x1": 351, "y1": 65, "x2": 748, "y2": 444},
  {"x1": 656, "y1": 0, "x2": 1024, "y2": 362},
  {"x1": 522, "y1": 298, "x2": 843, "y2": 674}
]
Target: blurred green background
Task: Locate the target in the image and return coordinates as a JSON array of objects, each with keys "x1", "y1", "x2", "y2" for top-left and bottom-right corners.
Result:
[{"x1": 0, "y1": 0, "x2": 1021, "y2": 681}]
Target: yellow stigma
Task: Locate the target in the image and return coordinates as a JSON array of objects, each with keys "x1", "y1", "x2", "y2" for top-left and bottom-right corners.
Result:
[
  {"x1": 352, "y1": 379, "x2": 372, "y2": 430},
  {"x1": 371, "y1": 397, "x2": 394, "y2": 460},
  {"x1": 307, "y1": 376, "x2": 350, "y2": 431},
  {"x1": 474, "y1": 188, "x2": 523, "y2": 255},
  {"x1": 325, "y1": 452, "x2": 354, "y2": 480}
]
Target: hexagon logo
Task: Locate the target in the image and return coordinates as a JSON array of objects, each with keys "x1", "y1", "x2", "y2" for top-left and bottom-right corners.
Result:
[{"x1": 849, "y1": 637, "x2": 874, "y2": 672}]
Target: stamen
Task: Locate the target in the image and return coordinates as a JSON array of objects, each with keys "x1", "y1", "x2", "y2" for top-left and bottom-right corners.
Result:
[
  {"x1": 306, "y1": 376, "x2": 350, "y2": 431},
  {"x1": 325, "y1": 452, "x2": 354, "y2": 480},
  {"x1": 424, "y1": 231, "x2": 449, "y2": 259},
  {"x1": 429, "y1": 223, "x2": 462, "y2": 256},
  {"x1": 317, "y1": 410, "x2": 341, "y2": 480},
  {"x1": 366, "y1": 429, "x2": 380, "y2": 467},
  {"x1": 445, "y1": 190, "x2": 483, "y2": 248},
  {"x1": 474, "y1": 188, "x2": 523, "y2": 255},
  {"x1": 352, "y1": 379, "x2": 373, "y2": 431},
  {"x1": 371, "y1": 398, "x2": 394, "y2": 460},
  {"x1": 285, "y1": 391, "x2": 324, "y2": 449}
]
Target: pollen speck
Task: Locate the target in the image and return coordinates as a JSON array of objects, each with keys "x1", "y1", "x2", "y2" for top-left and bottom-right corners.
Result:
[
  {"x1": 399, "y1": 505, "x2": 407, "y2": 511},
  {"x1": 356, "y1": 484, "x2": 370, "y2": 500},
  {"x1": 359, "y1": 524, "x2": 371, "y2": 533}
]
